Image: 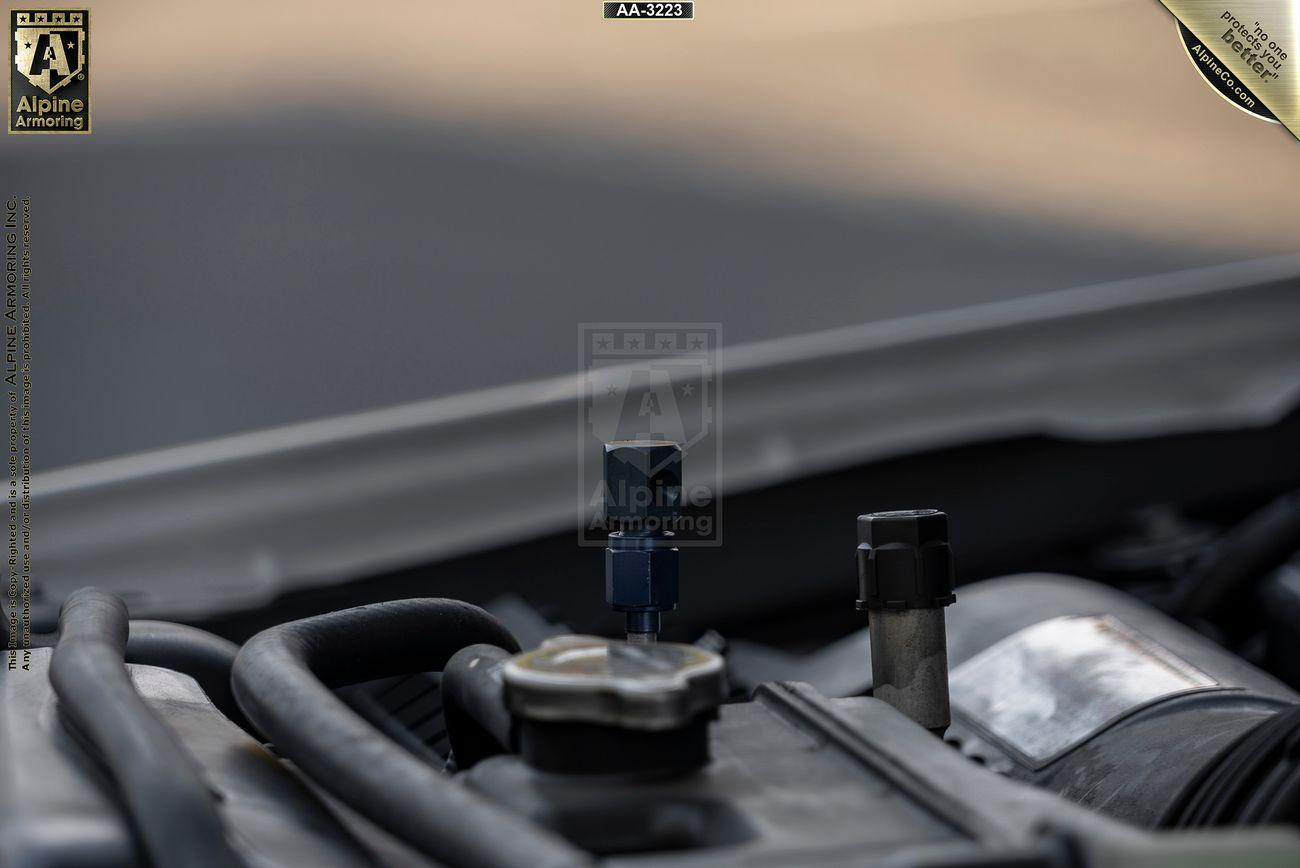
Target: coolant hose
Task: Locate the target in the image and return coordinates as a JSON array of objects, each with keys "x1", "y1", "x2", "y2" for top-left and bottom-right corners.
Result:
[
  {"x1": 126, "y1": 619, "x2": 253, "y2": 733},
  {"x1": 5, "y1": 611, "x2": 250, "y2": 733},
  {"x1": 443, "y1": 643, "x2": 515, "y2": 768},
  {"x1": 49, "y1": 589, "x2": 241, "y2": 868},
  {"x1": 230, "y1": 598, "x2": 591, "y2": 868}
]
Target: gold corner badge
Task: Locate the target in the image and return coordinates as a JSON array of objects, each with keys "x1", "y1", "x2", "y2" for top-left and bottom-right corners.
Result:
[
  {"x1": 1159, "y1": 2, "x2": 1296, "y2": 138},
  {"x1": 9, "y1": 9, "x2": 90, "y2": 134}
]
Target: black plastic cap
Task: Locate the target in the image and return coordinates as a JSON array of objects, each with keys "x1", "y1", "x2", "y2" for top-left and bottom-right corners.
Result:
[
  {"x1": 604, "y1": 441, "x2": 682, "y2": 530},
  {"x1": 856, "y1": 509, "x2": 956, "y2": 610}
]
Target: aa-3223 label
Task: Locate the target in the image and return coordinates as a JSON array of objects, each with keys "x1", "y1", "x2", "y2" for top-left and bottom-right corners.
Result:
[{"x1": 604, "y1": 3, "x2": 694, "y2": 20}]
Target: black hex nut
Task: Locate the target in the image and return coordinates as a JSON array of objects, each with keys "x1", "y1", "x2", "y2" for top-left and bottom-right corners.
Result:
[
  {"x1": 604, "y1": 441, "x2": 682, "y2": 530},
  {"x1": 605, "y1": 534, "x2": 680, "y2": 612},
  {"x1": 856, "y1": 509, "x2": 956, "y2": 610}
]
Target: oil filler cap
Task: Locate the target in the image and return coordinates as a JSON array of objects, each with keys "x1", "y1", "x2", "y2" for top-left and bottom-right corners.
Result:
[
  {"x1": 856, "y1": 509, "x2": 956, "y2": 611},
  {"x1": 501, "y1": 636, "x2": 725, "y2": 774}
]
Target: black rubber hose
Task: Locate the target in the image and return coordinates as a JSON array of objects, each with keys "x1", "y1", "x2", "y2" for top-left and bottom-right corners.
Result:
[
  {"x1": 7, "y1": 615, "x2": 250, "y2": 726},
  {"x1": 231, "y1": 598, "x2": 591, "y2": 868},
  {"x1": 4, "y1": 609, "x2": 251, "y2": 732},
  {"x1": 49, "y1": 589, "x2": 240, "y2": 868},
  {"x1": 126, "y1": 620, "x2": 254, "y2": 734},
  {"x1": 443, "y1": 644, "x2": 515, "y2": 768},
  {"x1": 7, "y1": 616, "x2": 254, "y2": 732},
  {"x1": 1174, "y1": 489, "x2": 1300, "y2": 627},
  {"x1": 1165, "y1": 705, "x2": 1300, "y2": 827}
]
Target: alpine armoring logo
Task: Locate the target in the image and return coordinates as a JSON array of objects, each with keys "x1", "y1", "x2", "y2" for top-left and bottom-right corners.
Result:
[
  {"x1": 580, "y1": 324, "x2": 720, "y2": 546},
  {"x1": 9, "y1": 9, "x2": 90, "y2": 133}
]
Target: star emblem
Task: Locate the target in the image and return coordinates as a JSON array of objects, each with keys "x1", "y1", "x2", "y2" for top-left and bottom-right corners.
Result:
[
  {"x1": 659, "y1": 339, "x2": 672, "y2": 349},
  {"x1": 681, "y1": 384, "x2": 695, "y2": 397},
  {"x1": 606, "y1": 385, "x2": 619, "y2": 396},
  {"x1": 690, "y1": 338, "x2": 704, "y2": 349},
  {"x1": 596, "y1": 338, "x2": 610, "y2": 349},
  {"x1": 628, "y1": 338, "x2": 641, "y2": 349}
]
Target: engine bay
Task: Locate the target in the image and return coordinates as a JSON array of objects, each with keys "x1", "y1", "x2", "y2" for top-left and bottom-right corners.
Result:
[{"x1": 6, "y1": 424, "x2": 1300, "y2": 868}]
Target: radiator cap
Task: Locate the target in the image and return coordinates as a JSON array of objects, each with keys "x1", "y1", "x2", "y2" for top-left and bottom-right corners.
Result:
[{"x1": 502, "y1": 635, "x2": 725, "y2": 731}]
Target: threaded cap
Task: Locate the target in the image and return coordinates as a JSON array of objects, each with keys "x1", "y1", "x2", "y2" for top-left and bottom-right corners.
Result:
[
  {"x1": 856, "y1": 509, "x2": 956, "y2": 610},
  {"x1": 502, "y1": 636, "x2": 725, "y2": 730}
]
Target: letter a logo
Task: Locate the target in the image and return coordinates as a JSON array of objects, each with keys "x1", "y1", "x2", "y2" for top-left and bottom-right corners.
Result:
[
  {"x1": 639, "y1": 391, "x2": 662, "y2": 418},
  {"x1": 13, "y1": 12, "x2": 84, "y2": 94}
]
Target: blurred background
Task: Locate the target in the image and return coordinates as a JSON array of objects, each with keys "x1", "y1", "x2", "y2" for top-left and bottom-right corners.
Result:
[{"x1": 3, "y1": 0, "x2": 1299, "y2": 471}]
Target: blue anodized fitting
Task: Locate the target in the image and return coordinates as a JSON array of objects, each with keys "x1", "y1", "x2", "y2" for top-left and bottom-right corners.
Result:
[{"x1": 603, "y1": 441, "x2": 682, "y2": 642}]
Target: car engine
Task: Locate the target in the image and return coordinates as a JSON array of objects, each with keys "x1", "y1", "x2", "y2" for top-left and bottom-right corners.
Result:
[{"x1": 6, "y1": 435, "x2": 1300, "y2": 868}]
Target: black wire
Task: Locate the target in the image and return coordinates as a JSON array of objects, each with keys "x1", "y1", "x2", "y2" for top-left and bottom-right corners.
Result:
[
  {"x1": 230, "y1": 598, "x2": 591, "y2": 868},
  {"x1": 48, "y1": 588, "x2": 241, "y2": 868}
]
